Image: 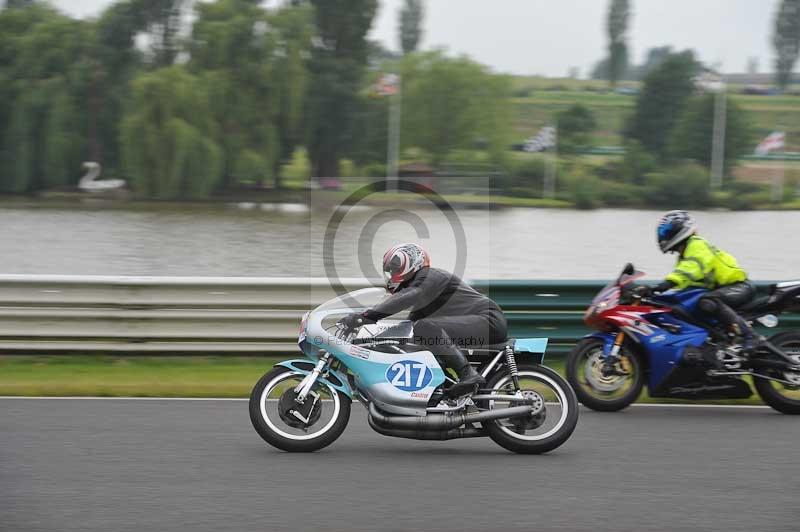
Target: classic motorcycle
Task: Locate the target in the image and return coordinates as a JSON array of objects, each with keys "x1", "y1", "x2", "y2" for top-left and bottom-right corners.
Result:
[
  {"x1": 250, "y1": 287, "x2": 578, "y2": 454},
  {"x1": 567, "y1": 264, "x2": 800, "y2": 414}
]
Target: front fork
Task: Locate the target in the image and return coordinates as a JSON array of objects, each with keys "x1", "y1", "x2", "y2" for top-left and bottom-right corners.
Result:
[
  {"x1": 293, "y1": 353, "x2": 331, "y2": 403},
  {"x1": 604, "y1": 331, "x2": 631, "y2": 376}
]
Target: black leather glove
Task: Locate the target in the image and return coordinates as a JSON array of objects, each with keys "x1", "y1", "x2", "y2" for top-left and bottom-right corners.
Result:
[
  {"x1": 632, "y1": 285, "x2": 652, "y2": 298},
  {"x1": 338, "y1": 313, "x2": 375, "y2": 331},
  {"x1": 652, "y1": 280, "x2": 675, "y2": 294}
]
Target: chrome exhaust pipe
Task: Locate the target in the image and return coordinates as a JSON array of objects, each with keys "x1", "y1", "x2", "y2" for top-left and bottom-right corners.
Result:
[
  {"x1": 368, "y1": 402, "x2": 533, "y2": 431},
  {"x1": 367, "y1": 414, "x2": 485, "y2": 440}
]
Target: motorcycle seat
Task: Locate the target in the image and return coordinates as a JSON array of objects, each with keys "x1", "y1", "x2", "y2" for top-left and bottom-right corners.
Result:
[{"x1": 459, "y1": 339, "x2": 515, "y2": 354}]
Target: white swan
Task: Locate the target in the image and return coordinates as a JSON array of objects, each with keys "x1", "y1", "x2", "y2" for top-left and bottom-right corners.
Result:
[{"x1": 78, "y1": 162, "x2": 126, "y2": 192}]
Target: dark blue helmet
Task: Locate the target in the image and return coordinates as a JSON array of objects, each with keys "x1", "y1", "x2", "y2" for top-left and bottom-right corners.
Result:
[{"x1": 657, "y1": 210, "x2": 696, "y2": 253}]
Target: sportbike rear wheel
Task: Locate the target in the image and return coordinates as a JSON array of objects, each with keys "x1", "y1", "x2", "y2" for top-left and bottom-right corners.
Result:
[
  {"x1": 753, "y1": 331, "x2": 800, "y2": 415},
  {"x1": 249, "y1": 366, "x2": 351, "y2": 452},
  {"x1": 567, "y1": 338, "x2": 644, "y2": 412},
  {"x1": 481, "y1": 364, "x2": 578, "y2": 454}
]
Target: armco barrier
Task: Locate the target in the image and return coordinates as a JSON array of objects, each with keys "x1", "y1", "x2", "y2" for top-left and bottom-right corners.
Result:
[{"x1": 0, "y1": 275, "x2": 796, "y2": 355}]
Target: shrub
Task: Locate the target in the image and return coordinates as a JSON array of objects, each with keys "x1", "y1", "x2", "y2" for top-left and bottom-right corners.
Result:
[
  {"x1": 596, "y1": 180, "x2": 646, "y2": 207},
  {"x1": 281, "y1": 147, "x2": 311, "y2": 183},
  {"x1": 562, "y1": 166, "x2": 600, "y2": 209},
  {"x1": 643, "y1": 162, "x2": 711, "y2": 208},
  {"x1": 557, "y1": 104, "x2": 597, "y2": 153}
]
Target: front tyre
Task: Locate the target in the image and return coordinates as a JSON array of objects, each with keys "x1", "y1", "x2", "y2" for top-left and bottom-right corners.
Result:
[
  {"x1": 753, "y1": 331, "x2": 800, "y2": 415},
  {"x1": 567, "y1": 338, "x2": 644, "y2": 412},
  {"x1": 482, "y1": 364, "x2": 578, "y2": 454},
  {"x1": 249, "y1": 366, "x2": 351, "y2": 452}
]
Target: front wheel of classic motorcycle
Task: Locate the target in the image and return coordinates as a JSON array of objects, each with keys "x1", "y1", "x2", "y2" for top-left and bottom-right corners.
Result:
[
  {"x1": 481, "y1": 364, "x2": 579, "y2": 454},
  {"x1": 566, "y1": 337, "x2": 644, "y2": 412},
  {"x1": 249, "y1": 366, "x2": 351, "y2": 452},
  {"x1": 752, "y1": 331, "x2": 800, "y2": 415}
]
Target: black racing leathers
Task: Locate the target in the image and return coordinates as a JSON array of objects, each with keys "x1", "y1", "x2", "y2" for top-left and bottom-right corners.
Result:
[
  {"x1": 697, "y1": 281, "x2": 757, "y2": 345},
  {"x1": 362, "y1": 268, "x2": 508, "y2": 370}
]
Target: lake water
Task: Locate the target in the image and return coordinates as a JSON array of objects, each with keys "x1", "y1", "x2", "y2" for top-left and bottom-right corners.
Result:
[{"x1": 0, "y1": 202, "x2": 797, "y2": 281}]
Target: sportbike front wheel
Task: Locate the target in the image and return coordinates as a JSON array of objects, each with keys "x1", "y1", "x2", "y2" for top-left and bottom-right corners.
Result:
[
  {"x1": 249, "y1": 366, "x2": 351, "y2": 452},
  {"x1": 566, "y1": 338, "x2": 643, "y2": 412},
  {"x1": 481, "y1": 364, "x2": 578, "y2": 454}
]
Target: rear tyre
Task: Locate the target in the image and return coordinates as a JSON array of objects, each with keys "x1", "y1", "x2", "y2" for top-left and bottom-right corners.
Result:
[
  {"x1": 482, "y1": 364, "x2": 578, "y2": 454},
  {"x1": 249, "y1": 366, "x2": 351, "y2": 452},
  {"x1": 567, "y1": 338, "x2": 644, "y2": 412},
  {"x1": 753, "y1": 331, "x2": 800, "y2": 415}
]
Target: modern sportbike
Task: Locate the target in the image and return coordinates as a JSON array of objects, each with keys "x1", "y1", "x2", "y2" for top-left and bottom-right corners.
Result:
[
  {"x1": 567, "y1": 264, "x2": 800, "y2": 414},
  {"x1": 250, "y1": 287, "x2": 578, "y2": 453}
]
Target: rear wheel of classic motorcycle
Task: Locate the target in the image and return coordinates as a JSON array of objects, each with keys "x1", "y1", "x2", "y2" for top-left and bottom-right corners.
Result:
[
  {"x1": 481, "y1": 364, "x2": 578, "y2": 454},
  {"x1": 753, "y1": 331, "x2": 800, "y2": 415},
  {"x1": 567, "y1": 338, "x2": 644, "y2": 412},
  {"x1": 249, "y1": 366, "x2": 351, "y2": 452}
]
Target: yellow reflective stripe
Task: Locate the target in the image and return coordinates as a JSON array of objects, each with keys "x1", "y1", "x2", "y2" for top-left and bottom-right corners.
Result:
[{"x1": 673, "y1": 268, "x2": 702, "y2": 281}]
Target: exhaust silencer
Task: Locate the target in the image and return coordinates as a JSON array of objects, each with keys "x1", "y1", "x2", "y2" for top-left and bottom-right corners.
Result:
[{"x1": 368, "y1": 402, "x2": 534, "y2": 431}]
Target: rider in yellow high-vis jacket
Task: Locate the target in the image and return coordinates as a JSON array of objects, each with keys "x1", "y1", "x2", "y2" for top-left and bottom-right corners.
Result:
[
  {"x1": 648, "y1": 211, "x2": 757, "y2": 360},
  {"x1": 664, "y1": 235, "x2": 748, "y2": 290}
]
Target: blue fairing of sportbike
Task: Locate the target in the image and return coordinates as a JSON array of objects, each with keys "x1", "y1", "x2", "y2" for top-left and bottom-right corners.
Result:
[
  {"x1": 587, "y1": 288, "x2": 711, "y2": 391},
  {"x1": 654, "y1": 288, "x2": 707, "y2": 313}
]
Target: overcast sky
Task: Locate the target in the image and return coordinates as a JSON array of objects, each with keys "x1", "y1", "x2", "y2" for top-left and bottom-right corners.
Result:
[{"x1": 50, "y1": 0, "x2": 786, "y2": 77}]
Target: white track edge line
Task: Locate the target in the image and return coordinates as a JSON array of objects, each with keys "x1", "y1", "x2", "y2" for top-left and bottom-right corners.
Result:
[{"x1": 0, "y1": 396, "x2": 772, "y2": 408}]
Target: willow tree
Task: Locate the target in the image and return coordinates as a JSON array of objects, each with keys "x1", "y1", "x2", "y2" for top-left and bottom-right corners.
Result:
[
  {"x1": 188, "y1": 0, "x2": 312, "y2": 188},
  {"x1": 307, "y1": 0, "x2": 378, "y2": 178},
  {"x1": 399, "y1": 51, "x2": 513, "y2": 165},
  {"x1": 120, "y1": 67, "x2": 223, "y2": 199},
  {"x1": 0, "y1": 5, "x2": 93, "y2": 192}
]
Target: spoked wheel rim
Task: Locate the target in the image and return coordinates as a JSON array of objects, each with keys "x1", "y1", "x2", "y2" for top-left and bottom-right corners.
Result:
[
  {"x1": 488, "y1": 370, "x2": 569, "y2": 441},
  {"x1": 259, "y1": 371, "x2": 341, "y2": 441},
  {"x1": 577, "y1": 346, "x2": 638, "y2": 400},
  {"x1": 765, "y1": 340, "x2": 800, "y2": 401}
]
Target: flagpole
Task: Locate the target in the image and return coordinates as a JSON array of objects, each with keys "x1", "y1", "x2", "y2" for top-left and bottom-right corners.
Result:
[
  {"x1": 386, "y1": 75, "x2": 401, "y2": 194},
  {"x1": 543, "y1": 123, "x2": 557, "y2": 199},
  {"x1": 710, "y1": 78, "x2": 727, "y2": 190}
]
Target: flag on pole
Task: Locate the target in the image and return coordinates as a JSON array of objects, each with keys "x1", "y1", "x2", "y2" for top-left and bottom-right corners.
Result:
[
  {"x1": 375, "y1": 73, "x2": 400, "y2": 96},
  {"x1": 755, "y1": 131, "x2": 785, "y2": 155}
]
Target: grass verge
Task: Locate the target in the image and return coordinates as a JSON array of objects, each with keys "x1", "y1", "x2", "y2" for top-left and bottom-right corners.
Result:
[{"x1": 0, "y1": 355, "x2": 768, "y2": 406}]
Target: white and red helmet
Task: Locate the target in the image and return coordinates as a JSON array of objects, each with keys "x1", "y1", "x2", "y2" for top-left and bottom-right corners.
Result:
[{"x1": 382, "y1": 243, "x2": 430, "y2": 293}]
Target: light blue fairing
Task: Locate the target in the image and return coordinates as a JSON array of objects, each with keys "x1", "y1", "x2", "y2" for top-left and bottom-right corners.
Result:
[
  {"x1": 515, "y1": 338, "x2": 549, "y2": 354},
  {"x1": 277, "y1": 359, "x2": 354, "y2": 398},
  {"x1": 589, "y1": 288, "x2": 711, "y2": 390}
]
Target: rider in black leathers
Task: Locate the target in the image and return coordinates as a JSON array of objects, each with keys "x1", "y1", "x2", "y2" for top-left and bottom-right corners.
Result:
[{"x1": 341, "y1": 243, "x2": 507, "y2": 397}]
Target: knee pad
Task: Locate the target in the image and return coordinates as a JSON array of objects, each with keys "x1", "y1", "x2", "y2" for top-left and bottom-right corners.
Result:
[{"x1": 698, "y1": 297, "x2": 720, "y2": 315}]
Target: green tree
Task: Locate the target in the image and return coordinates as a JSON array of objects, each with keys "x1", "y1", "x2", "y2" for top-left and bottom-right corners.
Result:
[
  {"x1": 399, "y1": 51, "x2": 513, "y2": 165},
  {"x1": 630, "y1": 45, "x2": 672, "y2": 80},
  {"x1": 0, "y1": 5, "x2": 94, "y2": 192},
  {"x1": 270, "y1": 3, "x2": 314, "y2": 185},
  {"x1": 120, "y1": 66, "x2": 223, "y2": 199},
  {"x1": 607, "y1": 0, "x2": 630, "y2": 88},
  {"x1": 669, "y1": 93, "x2": 753, "y2": 174},
  {"x1": 189, "y1": 0, "x2": 312, "y2": 188},
  {"x1": 398, "y1": 0, "x2": 424, "y2": 55},
  {"x1": 307, "y1": 0, "x2": 378, "y2": 178},
  {"x1": 773, "y1": 0, "x2": 800, "y2": 90},
  {"x1": 644, "y1": 162, "x2": 711, "y2": 208},
  {"x1": 557, "y1": 104, "x2": 596, "y2": 152},
  {"x1": 625, "y1": 51, "x2": 699, "y2": 158}
]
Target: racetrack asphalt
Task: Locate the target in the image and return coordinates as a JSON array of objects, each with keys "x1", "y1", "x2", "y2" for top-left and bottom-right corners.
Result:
[{"x1": 1, "y1": 398, "x2": 798, "y2": 532}]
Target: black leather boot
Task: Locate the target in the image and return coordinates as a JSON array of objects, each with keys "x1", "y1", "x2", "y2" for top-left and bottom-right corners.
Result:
[{"x1": 444, "y1": 349, "x2": 485, "y2": 397}]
